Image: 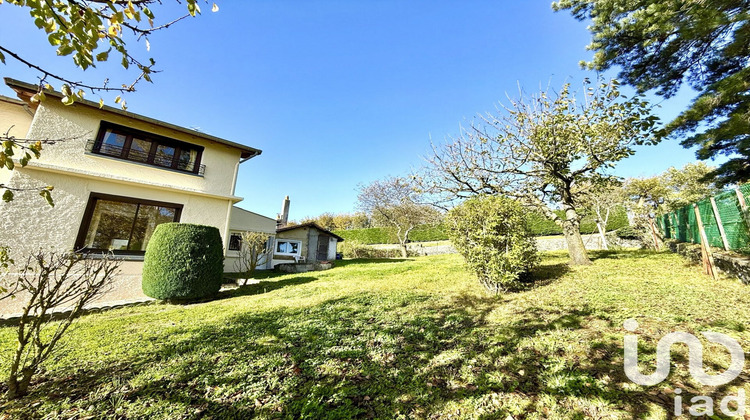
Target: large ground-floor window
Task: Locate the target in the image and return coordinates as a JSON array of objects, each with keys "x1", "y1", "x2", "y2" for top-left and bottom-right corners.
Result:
[{"x1": 75, "y1": 193, "x2": 183, "y2": 254}]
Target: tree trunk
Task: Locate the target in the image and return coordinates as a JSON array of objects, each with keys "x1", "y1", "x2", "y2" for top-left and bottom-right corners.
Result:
[
  {"x1": 596, "y1": 222, "x2": 609, "y2": 250},
  {"x1": 562, "y1": 220, "x2": 592, "y2": 265},
  {"x1": 6, "y1": 367, "x2": 33, "y2": 399},
  {"x1": 400, "y1": 243, "x2": 408, "y2": 258}
]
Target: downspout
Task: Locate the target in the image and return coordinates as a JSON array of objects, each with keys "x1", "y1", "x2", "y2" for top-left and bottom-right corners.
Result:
[
  {"x1": 222, "y1": 200, "x2": 233, "y2": 256},
  {"x1": 230, "y1": 160, "x2": 240, "y2": 196}
]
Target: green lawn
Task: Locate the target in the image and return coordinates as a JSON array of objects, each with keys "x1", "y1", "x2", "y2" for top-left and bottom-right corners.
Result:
[{"x1": 1, "y1": 250, "x2": 749, "y2": 419}]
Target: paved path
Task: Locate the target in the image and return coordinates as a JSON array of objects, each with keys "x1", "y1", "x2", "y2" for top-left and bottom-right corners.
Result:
[{"x1": 0, "y1": 282, "x2": 257, "y2": 321}]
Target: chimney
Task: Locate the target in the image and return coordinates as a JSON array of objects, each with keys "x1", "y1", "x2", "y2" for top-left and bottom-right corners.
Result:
[{"x1": 277, "y1": 195, "x2": 290, "y2": 228}]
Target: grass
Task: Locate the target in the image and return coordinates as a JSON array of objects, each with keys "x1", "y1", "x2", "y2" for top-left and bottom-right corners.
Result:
[{"x1": 1, "y1": 250, "x2": 750, "y2": 419}]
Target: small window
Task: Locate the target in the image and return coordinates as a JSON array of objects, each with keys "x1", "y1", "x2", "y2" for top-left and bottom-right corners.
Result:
[
  {"x1": 90, "y1": 122, "x2": 204, "y2": 175},
  {"x1": 75, "y1": 193, "x2": 182, "y2": 254},
  {"x1": 229, "y1": 233, "x2": 242, "y2": 251},
  {"x1": 275, "y1": 240, "x2": 301, "y2": 256}
]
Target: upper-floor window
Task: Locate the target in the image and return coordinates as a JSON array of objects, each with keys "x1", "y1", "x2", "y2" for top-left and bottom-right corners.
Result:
[{"x1": 89, "y1": 122, "x2": 205, "y2": 175}]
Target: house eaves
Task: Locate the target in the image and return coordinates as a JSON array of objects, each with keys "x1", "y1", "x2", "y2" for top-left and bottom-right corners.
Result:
[
  {"x1": 4, "y1": 78, "x2": 262, "y2": 160},
  {"x1": 277, "y1": 222, "x2": 345, "y2": 242}
]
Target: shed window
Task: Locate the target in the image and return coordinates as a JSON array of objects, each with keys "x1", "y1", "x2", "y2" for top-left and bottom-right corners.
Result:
[
  {"x1": 275, "y1": 240, "x2": 301, "y2": 256},
  {"x1": 90, "y1": 122, "x2": 204, "y2": 175},
  {"x1": 75, "y1": 193, "x2": 182, "y2": 254}
]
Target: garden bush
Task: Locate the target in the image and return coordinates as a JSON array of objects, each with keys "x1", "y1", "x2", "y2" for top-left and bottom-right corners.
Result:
[
  {"x1": 445, "y1": 195, "x2": 540, "y2": 293},
  {"x1": 142, "y1": 223, "x2": 225, "y2": 301}
]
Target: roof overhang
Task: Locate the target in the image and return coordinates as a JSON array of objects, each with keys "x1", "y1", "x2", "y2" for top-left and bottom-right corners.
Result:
[
  {"x1": 276, "y1": 222, "x2": 345, "y2": 242},
  {"x1": 4, "y1": 78, "x2": 262, "y2": 161}
]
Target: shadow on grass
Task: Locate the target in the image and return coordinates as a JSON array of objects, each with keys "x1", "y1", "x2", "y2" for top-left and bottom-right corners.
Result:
[
  {"x1": 524, "y1": 262, "x2": 570, "y2": 289},
  {"x1": 334, "y1": 258, "x2": 410, "y2": 268},
  {"x1": 589, "y1": 249, "x2": 661, "y2": 261},
  {"x1": 1, "y1": 288, "x2": 685, "y2": 419},
  {"x1": 219, "y1": 276, "x2": 319, "y2": 299}
]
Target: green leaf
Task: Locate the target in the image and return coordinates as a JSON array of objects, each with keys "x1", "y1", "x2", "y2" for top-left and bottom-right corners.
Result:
[
  {"x1": 0, "y1": 51, "x2": 4, "y2": 64},
  {"x1": 2, "y1": 189, "x2": 13, "y2": 203},
  {"x1": 40, "y1": 189, "x2": 54, "y2": 207},
  {"x1": 96, "y1": 50, "x2": 109, "y2": 62}
]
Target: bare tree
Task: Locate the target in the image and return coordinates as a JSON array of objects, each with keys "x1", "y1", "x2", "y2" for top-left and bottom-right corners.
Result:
[
  {"x1": 583, "y1": 181, "x2": 625, "y2": 250},
  {"x1": 357, "y1": 176, "x2": 441, "y2": 258},
  {"x1": 5, "y1": 251, "x2": 120, "y2": 399},
  {"x1": 419, "y1": 78, "x2": 659, "y2": 265},
  {"x1": 233, "y1": 231, "x2": 271, "y2": 280}
]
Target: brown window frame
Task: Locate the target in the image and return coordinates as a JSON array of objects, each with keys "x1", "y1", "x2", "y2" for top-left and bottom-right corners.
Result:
[
  {"x1": 74, "y1": 192, "x2": 183, "y2": 255},
  {"x1": 91, "y1": 122, "x2": 204, "y2": 175}
]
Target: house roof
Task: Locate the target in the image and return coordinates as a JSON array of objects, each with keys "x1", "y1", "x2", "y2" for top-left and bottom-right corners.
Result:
[
  {"x1": 3, "y1": 78, "x2": 262, "y2": 160},
  {"x1": 0, "y1": 94, "x2": 26, "y2": 106},
  {"x1": 277, "y1": 222, "x2": 345, "y2": 242},
  {"x1": 232, "y1": 206, "x2": 277, "y2": 223}
]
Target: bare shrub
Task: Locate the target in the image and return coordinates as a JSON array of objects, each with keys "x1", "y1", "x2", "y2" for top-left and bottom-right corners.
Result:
[
  {"x1": 233, "y1": 231, "x2": 271, "y2": 276},
  {"x1": 4, "y1": 251, "x2": 120, "y2": 399}
]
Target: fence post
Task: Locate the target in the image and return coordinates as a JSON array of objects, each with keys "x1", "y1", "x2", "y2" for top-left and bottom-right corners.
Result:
[
  {"x1": 693, "y1": 203, "x2": 718, "y2": 280},
  {"x1": 709, "y1": 197, "x2": 731, "y2": 251},
  {"x1": 737, "y1": 188, "x2": 748, "y2": 211}
]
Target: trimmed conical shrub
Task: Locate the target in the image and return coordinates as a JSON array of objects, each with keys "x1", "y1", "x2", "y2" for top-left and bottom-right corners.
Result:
[{"x1": 142, "y1": 223, "x2": 224, "y2": 301}]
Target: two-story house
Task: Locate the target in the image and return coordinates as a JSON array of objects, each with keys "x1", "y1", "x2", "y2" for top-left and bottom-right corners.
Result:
[{"x1": 0, "y1": 78, "x2": 263, "y2": 303}]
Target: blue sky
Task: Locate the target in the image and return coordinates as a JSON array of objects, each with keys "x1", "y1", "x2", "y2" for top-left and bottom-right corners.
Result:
[{"x1": 0, "y1": 1, "x2": 713, "y2": 221}]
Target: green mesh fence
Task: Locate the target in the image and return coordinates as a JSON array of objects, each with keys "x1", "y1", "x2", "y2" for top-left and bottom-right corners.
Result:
[
  {"x1": 684, "y1": 205, "x2": 701, "y2": 244},
  {"x1": 697, "y1": 199, "x2": 722, "y2": 247},
  {"x1": 659, "y1": 186, "x2": 750, "y2": 250},
  {"x1": 660, "y1": 214, "x2": 672, "y2": 238},
  {"x1": 714, "y1": 190, "x2": 750, "y2": 249},
  {"x1": 741, "y1": 184, "x2": 750, "y2": 208}
]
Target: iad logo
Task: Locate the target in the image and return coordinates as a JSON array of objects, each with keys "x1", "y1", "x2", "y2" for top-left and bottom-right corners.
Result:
[{"x1": 623, "y1": 319, "x2": 746, "y2": 416}]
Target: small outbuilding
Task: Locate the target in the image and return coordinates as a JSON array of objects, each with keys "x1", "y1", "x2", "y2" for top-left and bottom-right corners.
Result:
[
  {"x1": 272, "y1": 196, "x2": 344, "y2": 268},
  {"x1": 274, "y1": 222, "x2": 344, "y2": 267}
]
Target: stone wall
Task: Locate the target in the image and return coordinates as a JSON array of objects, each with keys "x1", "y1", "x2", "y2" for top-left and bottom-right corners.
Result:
[
  {"x1": 379, "y1": 233, "x2": 644, "y2": 257},
  {"x1": 666, "y1": 240, "x2": 750, "y2": 284}
]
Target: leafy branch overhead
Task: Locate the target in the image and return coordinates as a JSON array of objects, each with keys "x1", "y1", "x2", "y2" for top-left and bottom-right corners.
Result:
[
  {"x1": 0, "y1": 127, "x2": 58, "y2": 205},
  {"x1": 0, "y1": 0, "x2": 219, "y2": 110}
]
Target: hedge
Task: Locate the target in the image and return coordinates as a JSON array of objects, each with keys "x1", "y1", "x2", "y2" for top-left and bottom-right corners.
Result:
[
  {"x1": 333, "y1": 206, "x2": 630, "y2": 244},
  {"x1": 142, "y1": 223, "x2": 225, "y2": 301}
]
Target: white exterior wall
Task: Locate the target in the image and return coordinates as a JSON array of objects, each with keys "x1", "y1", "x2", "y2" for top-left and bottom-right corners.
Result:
[
  {"x1": 224, "y1": 207, "x2": 277, "y2": 272},
  {"x1": 0, "y1": 96, "x2": 256, "y2": 309},
  {"x1": 25, "y1": 100, "x2": 243, "y2": 196},
  {"x1": 328, "y1": 237, "x2": 338, "y2": 260},
  {"x1": 0, "y1": 97, "x2": 33, "y2": 139},
  {"x1": 1, "y1": 169, "x2": 233, "y2": 257}
]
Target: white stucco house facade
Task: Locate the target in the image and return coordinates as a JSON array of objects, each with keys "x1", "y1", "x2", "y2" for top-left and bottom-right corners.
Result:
[
  {"x1": 224, "y1": 206, "x2": 278, "y2": 273},
  {"x1": 0, "y1": 78, "x2": 269, "y2": 303}
]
